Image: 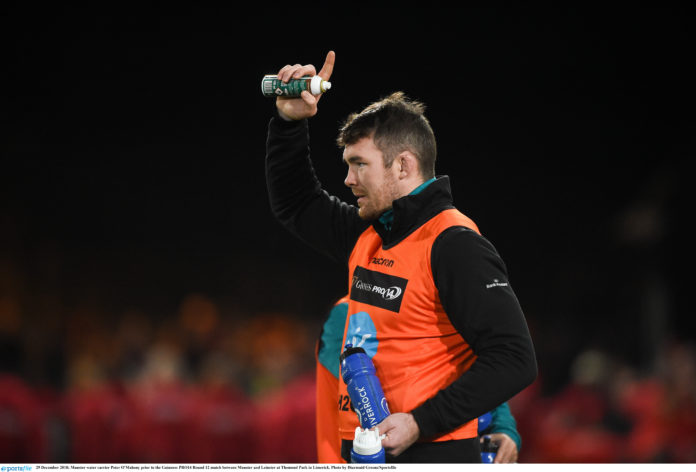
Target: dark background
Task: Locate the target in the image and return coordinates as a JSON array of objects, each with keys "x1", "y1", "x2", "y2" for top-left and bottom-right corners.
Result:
[{"x1": 2, "y1": 4, "x2": 695, "y2": 462}]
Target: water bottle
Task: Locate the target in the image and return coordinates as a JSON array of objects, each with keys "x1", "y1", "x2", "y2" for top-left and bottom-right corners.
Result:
[
  {"x1": 478, "y1": 411, "x2": 493, "y2": 433},
  {"x1": 340, "y1": 344, "x2": 390, "y2": 429},
  {"x1": 480, "y1": 435, "x2": 499, "y2": 464},
  {"x1": 350, "y1": 427, "x2": 386, "y2": 464}
]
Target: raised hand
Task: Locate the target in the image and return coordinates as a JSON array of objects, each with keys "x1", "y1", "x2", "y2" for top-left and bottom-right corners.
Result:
[{"x1": 276, "y1": 50, "x2": 335, "y2": 121}]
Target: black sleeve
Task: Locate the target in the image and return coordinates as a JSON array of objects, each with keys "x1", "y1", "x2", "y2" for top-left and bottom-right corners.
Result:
[
  {"x1": 411, "y1": 227, "x2": 537, "y2": 439},
  {"x1": 265, "y1": 113, "x2": 369, "y2": 264}
]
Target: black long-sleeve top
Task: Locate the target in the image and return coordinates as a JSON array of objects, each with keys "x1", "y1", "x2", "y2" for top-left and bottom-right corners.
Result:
[{"x1": 265, "y1": 113, "x2": 537, "y2": 440}]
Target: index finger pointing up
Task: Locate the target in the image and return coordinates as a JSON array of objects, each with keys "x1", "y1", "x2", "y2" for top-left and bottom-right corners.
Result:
[{"x1": 318, "y1": 50, "x2": 335, "y2": 81}]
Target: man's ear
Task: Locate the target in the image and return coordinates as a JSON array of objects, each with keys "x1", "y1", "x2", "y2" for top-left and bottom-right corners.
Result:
[{"x1": 396, "y1": 150, "x2": 419, "y2": 179}]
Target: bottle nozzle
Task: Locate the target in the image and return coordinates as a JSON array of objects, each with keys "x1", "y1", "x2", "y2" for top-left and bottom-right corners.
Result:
[
  {"x1": 352, "y1": 427, "x2": 384, "y2": 455},
  {"x1": 310, "y1": 75, "x2": 332, "y2": 95}
]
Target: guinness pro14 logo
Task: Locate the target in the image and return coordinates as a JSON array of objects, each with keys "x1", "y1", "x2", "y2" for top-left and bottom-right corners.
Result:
[{"x1": 350, "y1": 266, "x2": 408, "y2": 313}]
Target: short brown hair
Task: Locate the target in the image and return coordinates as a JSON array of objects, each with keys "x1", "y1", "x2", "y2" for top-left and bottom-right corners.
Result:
[{"x1": 336, "y1": 92, "x2": 436, "y2": 179}]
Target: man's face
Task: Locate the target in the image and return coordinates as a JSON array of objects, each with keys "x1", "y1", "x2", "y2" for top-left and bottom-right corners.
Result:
[{"x1": 343, "y1": 137, "x2": 400, "y2": 220}]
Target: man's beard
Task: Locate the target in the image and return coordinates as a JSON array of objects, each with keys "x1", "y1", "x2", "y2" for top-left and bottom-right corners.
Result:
[
  {"x1": 356, "y1": 176, "x2": 398, "y2": 221},
  {"x1": 358, "y1": 203, "x2": 386, "y2": 221}
]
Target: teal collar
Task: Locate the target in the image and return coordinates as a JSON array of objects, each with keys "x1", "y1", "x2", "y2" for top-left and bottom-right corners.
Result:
[{"x1": 378, "y1": 177, "x2": 436, "y2": 231}]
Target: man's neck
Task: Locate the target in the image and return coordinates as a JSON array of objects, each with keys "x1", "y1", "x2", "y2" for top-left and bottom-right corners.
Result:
[
  {"x1": 408, "y1": 177, "x2": 437, "y2": 196},
  {"x1": 379, "y1": 177, "x2": 437, "y2": 231}
]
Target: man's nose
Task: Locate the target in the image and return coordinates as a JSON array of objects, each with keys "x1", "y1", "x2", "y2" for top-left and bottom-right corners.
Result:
[{"x1": 344, "y1": 168, "x2": 356, "y2": 187}]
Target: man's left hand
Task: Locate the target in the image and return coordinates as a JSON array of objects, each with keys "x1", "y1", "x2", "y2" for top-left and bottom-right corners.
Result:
[
  {"x1": 483, "y1": 433, "x2": 519, "y2": 463},
  {"x1": 376, "y1": 413, "x2": 420, "y2": 457}
]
